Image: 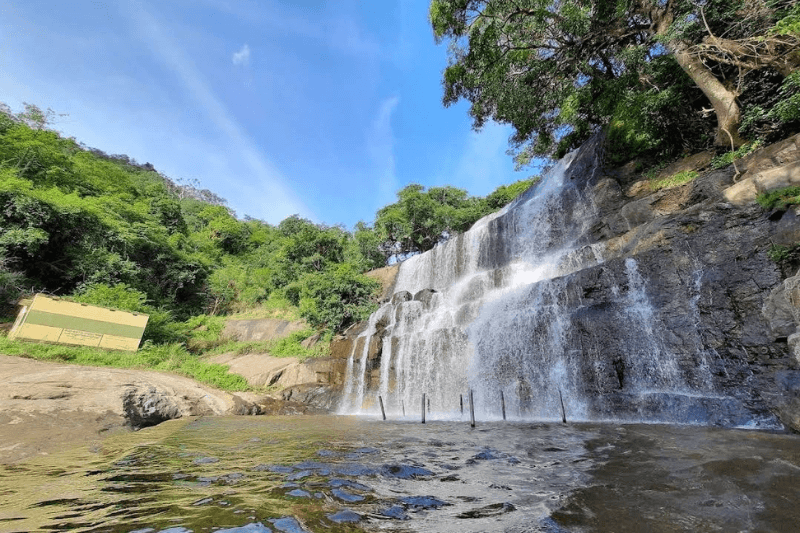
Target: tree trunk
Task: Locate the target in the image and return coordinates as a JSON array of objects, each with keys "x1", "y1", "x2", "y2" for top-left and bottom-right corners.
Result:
[
  {"x1": 671, "y1": 41, "x2": 746, "y2": 148},
  {"x1": 644, "y1": 1, "x2": 746, "y2": 149}
]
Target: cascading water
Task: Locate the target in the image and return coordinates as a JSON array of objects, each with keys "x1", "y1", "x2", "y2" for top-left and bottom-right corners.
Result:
[{"x1": 338, "y1": 137, "x2": 769, "y2": 426}]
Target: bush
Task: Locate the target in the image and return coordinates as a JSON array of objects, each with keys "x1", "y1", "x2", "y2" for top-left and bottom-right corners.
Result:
[
  {"x1": 0, "y1": 258, "x2": 28, "y2": 318},
  {"x1": 297, "y1": 263, "x2": 380, "y2": 332},
  {"x1": 767, "y1": 243, "x2": 800, "y2": 275},
  {"x1": 183, "y1": 314, "x2": 227, "y2": 353},
  {"x1": 756, "y1": 186, "x2": 800, "y2": 210},
  {"x1": 204, "y1": 328, "x2": 330, "y2": 361}
]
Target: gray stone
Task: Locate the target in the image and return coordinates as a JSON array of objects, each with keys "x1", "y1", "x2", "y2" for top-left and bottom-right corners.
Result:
[
  {"x1": 592, "y1": 177, "x2": 623, "y2": 214},
  {"x1": 122, "y1": 386, "x2": 189, "y2": 429},
  {"x1": 763, "y1": 273, "x2": 800, "y2": 339},
  {"x1": 772, "y1": 207, "x2": 800, "y2": 247},
  {"x1": 788, "y1": 332, "x2": 800, "y2": 364},
  {"x1": 222, "y1": 318, "x2": 307, "y2": 342},
  {"x1": 619, "y1": 197, "x2": 656, "y2": 229},
  {"x1": 391, "y1": 291, "x2": 412, "y2": 305},
  {"x1": 754, "y1": 160, "x2": 800, "y2": 194},
  {"x1": 324, "y1": 133, "x2": 800, "y2": 432},
  {"x1": 413, "y1": 288, "x2": 438, "y2": 308}
]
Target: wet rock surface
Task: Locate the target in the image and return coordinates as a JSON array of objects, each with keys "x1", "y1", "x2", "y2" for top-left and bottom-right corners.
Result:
[{"x1": 332, "y1": 133, "x2": 800, "y2": 432}]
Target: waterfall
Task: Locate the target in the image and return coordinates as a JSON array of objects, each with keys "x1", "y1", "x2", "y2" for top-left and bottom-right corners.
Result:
[{"x1": 337, "y1": 135, "x2": 764, "y2": 426}]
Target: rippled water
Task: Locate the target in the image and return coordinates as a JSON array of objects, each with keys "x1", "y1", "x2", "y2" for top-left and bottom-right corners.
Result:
[{"x1": 1, "y1": 416, "x2": 799, "y2": 532}]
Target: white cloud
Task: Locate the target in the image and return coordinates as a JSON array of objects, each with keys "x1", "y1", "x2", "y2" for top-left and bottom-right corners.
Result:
[
  {"x1": 368, "y1": 96, "x2": 400, "y2": 211},
  {"x1": 124, "y1": 2, "x2": 313, "y2": 223},
  {"x1": 196, "y1": 0, "x2": 382, "y2": 60},
  {"x1": 232, "y1": 43, "x2": 250, "y2": 65}
]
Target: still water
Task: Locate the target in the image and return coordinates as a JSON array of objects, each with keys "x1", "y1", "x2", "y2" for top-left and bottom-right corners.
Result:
[{"x1": 1, "y1": 416, "x2": 799, "y2": 532}]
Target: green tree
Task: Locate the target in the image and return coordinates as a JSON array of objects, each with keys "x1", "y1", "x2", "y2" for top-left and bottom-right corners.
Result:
[
  {"x1": 296, "y1": 263, "x2": 380, "y2": 331},
  {"x1": 346, "y1": 221, "x2": 388, "y2": 271},
  {"x1": 430, "y1": 0, "x2": 800, "y2": 161},
  {"x1": 373, "y1": 180, "x2": 534, "y2": 258},
  {"x1": 374, "y1": 184, "x2": 472, "y2": 256}
]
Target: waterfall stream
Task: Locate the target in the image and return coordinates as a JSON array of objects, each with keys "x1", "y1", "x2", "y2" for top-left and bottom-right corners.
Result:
[{"x1": 338, "y1": 140, "x2": 770, "y2": 427}]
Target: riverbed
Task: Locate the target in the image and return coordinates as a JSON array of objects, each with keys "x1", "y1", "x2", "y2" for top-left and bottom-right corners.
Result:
[{"x1": 1, "y1": 416, "x2": 798, "y2": 532}]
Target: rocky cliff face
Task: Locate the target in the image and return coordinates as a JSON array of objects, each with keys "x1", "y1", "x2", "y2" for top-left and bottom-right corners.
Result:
[{"x1": 328, "y1": 134, "x2": 800, "y2": 431}]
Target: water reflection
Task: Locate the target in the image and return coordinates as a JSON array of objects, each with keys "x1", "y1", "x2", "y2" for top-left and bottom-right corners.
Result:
[{"x1": 1, "y1": 416, "x2": 798, "y2": 532}]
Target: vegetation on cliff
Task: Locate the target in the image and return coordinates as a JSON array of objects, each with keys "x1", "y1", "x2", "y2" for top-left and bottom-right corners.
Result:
[
  {"x1": 2, "y1": 2, "x2": 797, "y2": 385},
  {"x1": 0, "y1": 104, "x2": 530, "y2": 351},
  {"x1": 430, "y1": 0, "x2": 799, "y2": 165}
]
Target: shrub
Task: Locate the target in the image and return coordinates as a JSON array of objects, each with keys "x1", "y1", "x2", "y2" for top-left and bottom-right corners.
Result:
[{"x1": 756, "y1": 186, "x2": 800, "y2": 210}]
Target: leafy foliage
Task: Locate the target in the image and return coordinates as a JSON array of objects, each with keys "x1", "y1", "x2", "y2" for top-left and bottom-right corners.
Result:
[
  {"x1": 709, "y1": 141, "x2": 763, "y2": 169},
  {"x1": 0, "y1": 99, "x2": 546, "y2": 394},
  {"x1": 295, "y1": 263, "x2": 381, "y2": 332},
  {"x1": 429, "y1": 0, "x2": 800, "y2": 164},
  {"x1": 756, "y1": 186, "x2": 800, "y2": 210},
  {"x1": 0, "y1": 104, "x2": 394, "y2": 339},
  {"x1": 374, "y1": 178, "x2": 535, "y2": 257}
]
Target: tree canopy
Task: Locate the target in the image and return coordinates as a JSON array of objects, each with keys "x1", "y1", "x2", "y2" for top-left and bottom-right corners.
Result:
[
  {"x1": 430, "y1": 0, "x2": 800, "y2": 162},
  {"x1": 0, "y1": 104, "x2": 536, "y2": 338},
  {"x1": 373, "y1": 178, "x2": 535, "y2": 258}
]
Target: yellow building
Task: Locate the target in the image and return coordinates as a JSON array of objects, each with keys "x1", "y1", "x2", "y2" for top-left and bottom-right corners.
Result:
[{"x1": 9, "y1": 294, "x2": 149, "y2": 351}]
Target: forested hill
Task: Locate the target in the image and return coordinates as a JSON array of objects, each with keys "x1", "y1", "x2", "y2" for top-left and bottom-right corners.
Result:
[{"x1": 0, "y1": 103, "x2": 533, "y2": 343}]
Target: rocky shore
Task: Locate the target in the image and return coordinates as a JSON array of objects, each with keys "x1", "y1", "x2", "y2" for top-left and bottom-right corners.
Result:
[{"x1": 0, "y1": 355, "x2": 269, "y2": 463}]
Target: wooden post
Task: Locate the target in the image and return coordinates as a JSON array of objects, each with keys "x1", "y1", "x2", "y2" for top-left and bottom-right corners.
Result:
[
  {"x1": 460, "y1": 394, "x2": 464, "y2": 415},
  {"x1": 421, "y1": 393, "x2": 426, "y2": 424},
  {"x1": 500, "y1": 390, "x2": 506, "y2": 421},
  {"x1": 558, "y1": 389, "x2": 567, "y2": 424},
  {"x1": 469, "y1": 390, "x2": 475, "y2": 428},
  {"x1": 379, "y1": 395, "x2": 386, "y2": 421}
]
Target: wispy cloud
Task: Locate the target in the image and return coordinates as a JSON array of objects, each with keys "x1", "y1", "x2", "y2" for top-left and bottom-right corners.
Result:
[
  {"x1": 196, "y1": 0, "x2": 382, "y2": 60},
  {"x1": 123, "y1": 2, "x2": 313, "y2": 223},
  {"x1": 232, "y1": 43, "x2": 250, "y2": 66},
  {"x1": 368, "y1": 96, "x2": 400, "y2": 212}
]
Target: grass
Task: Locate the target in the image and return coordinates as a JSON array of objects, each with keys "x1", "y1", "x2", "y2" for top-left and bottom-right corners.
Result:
[
  {"x1": 205, "y1": 328, "x2": 331, "y2": 361},
  {"x1": 0, "y1": 336, "x2": 251, "y2": 392},
  {"x1": 0, "y1": 297, "x2": 329, "y2": 392},
  {"x1": 710, "y1": 140, "x2": 762, "y2": 170},
  {"x1": 649, "y1": 170, "x2": 699, "y2": 192},
  {"x1": 180, "y1": 308, "x2": 329, "y2": 360},
  {"x1": 756, "y1": 186, "x2": 800, "y2": 210},
  {"x1": 767, "y1": 243, "x2": 800, "y2": 264},
  {"x1": 227, "y1": 294, "x2": 303, "y2": 321}
]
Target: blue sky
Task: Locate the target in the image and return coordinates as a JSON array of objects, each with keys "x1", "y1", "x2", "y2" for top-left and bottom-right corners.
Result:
[{"x1": 0, "y1": 0, "x2": 538, "y2": 228}]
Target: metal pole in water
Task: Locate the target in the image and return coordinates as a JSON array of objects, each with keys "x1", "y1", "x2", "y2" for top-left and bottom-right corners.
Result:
[
  {"x1": 402, "y1": 400, "x2": 405, "y2": 417},
  {"x1": 501, "y1": 390, "x2": 506, "y2": 421},
  {"x1": 558, "y1": 389, "x2": 567, "y2": 424},
  {"x1": 379, "y1": 395, "x2": 386, "y2": 421},
  {"x1": 427, "y1": 397, "x2": 431, "y2": 414},
  {"x1": 469, "y1": 389, "x2": 475, "y2": 428},
  {"x1": 421, "y1": 393, "x2": 426, "y2": 424},
  {"x1": 460, "y1": 394, "x2": 464, "y2": 415}
]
